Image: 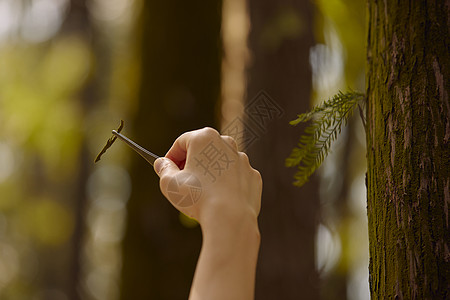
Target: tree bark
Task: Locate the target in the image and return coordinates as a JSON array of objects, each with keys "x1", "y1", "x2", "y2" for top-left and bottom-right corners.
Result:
[
  {"x1": 244, "y1": 0, "x2": 320, "y2": 299},
  {"x1": 119, "y1": 1, "x2": 222, "y2": 299},
  {"x1": 366, "y1": 1, "x2": 449, "y2": 299}
]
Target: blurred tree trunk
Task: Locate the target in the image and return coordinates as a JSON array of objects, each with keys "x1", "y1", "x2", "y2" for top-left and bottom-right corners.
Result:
[
  {"x1": 366, "y1": 1, "x2": 449, "y2": 299},
  {"x1": 320, "y1": 118, "x2": 355, "y2": 300},
  {"x1": 313, "y1": 1, "x2": 367, "y2": 298},
  {"x1": 119, "y1": 1, "x2": 222, "y2": 299},
  {"x1": 244, "y1": 0, "x2": 320, "y2": 299},
  {"x1": 61, "y1": 1, "x2": 97, "y2": 299}
]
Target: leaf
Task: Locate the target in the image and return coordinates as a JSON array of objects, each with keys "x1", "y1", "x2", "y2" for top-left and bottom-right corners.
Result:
[{"x1": 286, "y1": 90, "x2": 364, "y2": 187}]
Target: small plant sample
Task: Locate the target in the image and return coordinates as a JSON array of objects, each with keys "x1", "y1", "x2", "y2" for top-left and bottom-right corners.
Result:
[{"x1": 94, "y1": 120, "x2": 124, "y2": 163}]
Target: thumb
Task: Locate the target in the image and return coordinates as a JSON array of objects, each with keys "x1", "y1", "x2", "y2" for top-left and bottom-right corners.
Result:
[
  {"x1": 154, "y1": 157, "x2": 179, "y2": 177},
  {"x1": 154, "y1": 157, "x2": 184, "y2": 206}
]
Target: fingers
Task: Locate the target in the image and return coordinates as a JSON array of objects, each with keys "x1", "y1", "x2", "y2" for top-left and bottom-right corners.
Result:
[
  {"x1": 155, "y1": 127, "x2": 262, "y2": 221},
  {"x1": 165, "y1": 127, "x2": 222, "y2": 168},
  {"x1": 154, "y1": 157, "x2": 202, "y2": 212},
  {"x1": 221, "y1": 135, "x2": 238, "y2": 151},
  {"x1": 165, "y1": 131, "x2": 192, "y2": 168},
  {"x1": 162, "y1": 128, "x2": 241, "y2": 177}
]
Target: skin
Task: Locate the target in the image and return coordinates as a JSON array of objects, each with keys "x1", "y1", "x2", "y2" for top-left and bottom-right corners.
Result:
[{"x1": 153, "y1": 127, "x2": 262, "y2": 300}]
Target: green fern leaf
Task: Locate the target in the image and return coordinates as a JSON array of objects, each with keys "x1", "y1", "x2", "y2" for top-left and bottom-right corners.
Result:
[{"x1": 286, "y1": 90, "x2": 364, "y2": 187}]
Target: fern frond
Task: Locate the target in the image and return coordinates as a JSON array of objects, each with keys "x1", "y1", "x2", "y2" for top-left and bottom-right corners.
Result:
[{"x1": 286, "y1": 90, "x2": 365, "y2": 187}]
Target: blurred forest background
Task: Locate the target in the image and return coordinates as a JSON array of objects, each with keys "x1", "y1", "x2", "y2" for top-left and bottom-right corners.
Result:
[{"x1": 0, "y1": 0, "x2": 367, "y2": 299}]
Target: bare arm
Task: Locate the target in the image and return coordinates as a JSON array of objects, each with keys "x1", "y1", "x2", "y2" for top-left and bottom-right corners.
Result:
[
  {"x1": 189, "y1": 209, "x2": 260, "y2": 300},
  {"x1": 154, "y1": 127, "x2": 262, "y2": 300}
]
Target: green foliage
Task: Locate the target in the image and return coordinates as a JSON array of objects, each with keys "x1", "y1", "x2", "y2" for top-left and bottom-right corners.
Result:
[{"x1": 286, "y1": 90, "x2": 364, "y2": 187}]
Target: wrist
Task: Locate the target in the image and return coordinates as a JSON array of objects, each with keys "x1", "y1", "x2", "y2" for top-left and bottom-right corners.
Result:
[
  {"x1": 201, "y1": 209, "x2": 260, "y2": 247},
  {"x1": 199, "y1": 199, "x2": 258, "y2": 230}
]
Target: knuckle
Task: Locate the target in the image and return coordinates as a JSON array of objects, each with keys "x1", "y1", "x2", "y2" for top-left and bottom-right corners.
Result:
[
  {"x1": 239, "y1": 152, "x2": 250, "y2": 163},
  {"x1": 252, "y1": 169, "x2": 263, "y2": 185},
  {"x1": 201, "y1": 127, "x2": 220, "y2": 137},
  {"x1": 193, "y1": 127, "x2": 220, "y2": 143},
  {"x1": 252, "y1": 168, "x2": 261, "y2": 178},
  {"x1": 221, "y1": 135, "x2": 238, "y2": 147}
]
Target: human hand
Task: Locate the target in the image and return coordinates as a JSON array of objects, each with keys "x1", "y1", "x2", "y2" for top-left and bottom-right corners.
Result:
[
  {"x1": 153, "y1": 127, "x2": 262, "y2": 229},
  {"x1": 154, "y1": 127, "x2": 262, "y2": 300}
]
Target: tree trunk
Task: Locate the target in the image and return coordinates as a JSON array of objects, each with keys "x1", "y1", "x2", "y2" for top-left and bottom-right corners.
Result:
[
  {"x1": 244, "y1": 0, "x2": 320, "y2": 299},
  {"x1": 61, "y1": 1, "x2": 97, "y2": 299},
  {"x1": 119, "y1": 1, "x2": 222, "y2": 299},
  {"x1": 366, "y1": 1, "x2": 449, "y2": 299}
]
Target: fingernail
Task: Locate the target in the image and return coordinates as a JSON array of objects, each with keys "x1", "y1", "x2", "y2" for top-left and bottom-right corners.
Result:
[{"x1": 154, "y1": 158, "x2": 165, "y2": 175}]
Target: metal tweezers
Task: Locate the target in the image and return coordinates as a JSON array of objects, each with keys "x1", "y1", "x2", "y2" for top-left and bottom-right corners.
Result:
[{"x1": 112, "y1": 130, "x2": 160, "y2": 166}]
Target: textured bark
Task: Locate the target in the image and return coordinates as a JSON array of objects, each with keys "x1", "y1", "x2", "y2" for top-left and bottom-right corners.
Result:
[
  {"x1": 119, "y1": 1, "x2": 222, "y2": 299},
  {"x1": 366, "y1": 1, "x2": 449, "y2": 299},
  {"x1": 245, "y1": 0, "x2": 320, "y2": 299}
]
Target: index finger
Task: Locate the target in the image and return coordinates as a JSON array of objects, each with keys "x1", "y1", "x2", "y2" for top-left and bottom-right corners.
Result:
[{"x1": 164, "y1": 131, "x2": 194, "y2": 168}]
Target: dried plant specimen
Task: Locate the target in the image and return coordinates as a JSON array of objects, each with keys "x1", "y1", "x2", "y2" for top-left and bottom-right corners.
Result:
[{"x1": 94, "y1": 120, "x2": 124, "y2": 163}]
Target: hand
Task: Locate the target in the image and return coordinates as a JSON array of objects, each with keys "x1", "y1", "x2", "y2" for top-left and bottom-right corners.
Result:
[
  {"x1": 154, "y1": 127, "x2": 262, "y2": 300},
  {"x1": 153, "y1": 127, "x2": 262, "y2": 229}
]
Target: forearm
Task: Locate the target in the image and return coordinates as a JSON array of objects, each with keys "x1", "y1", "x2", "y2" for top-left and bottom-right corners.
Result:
[{"x1": 189, "y1": 215, "x2": 260, "y2": 300}]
